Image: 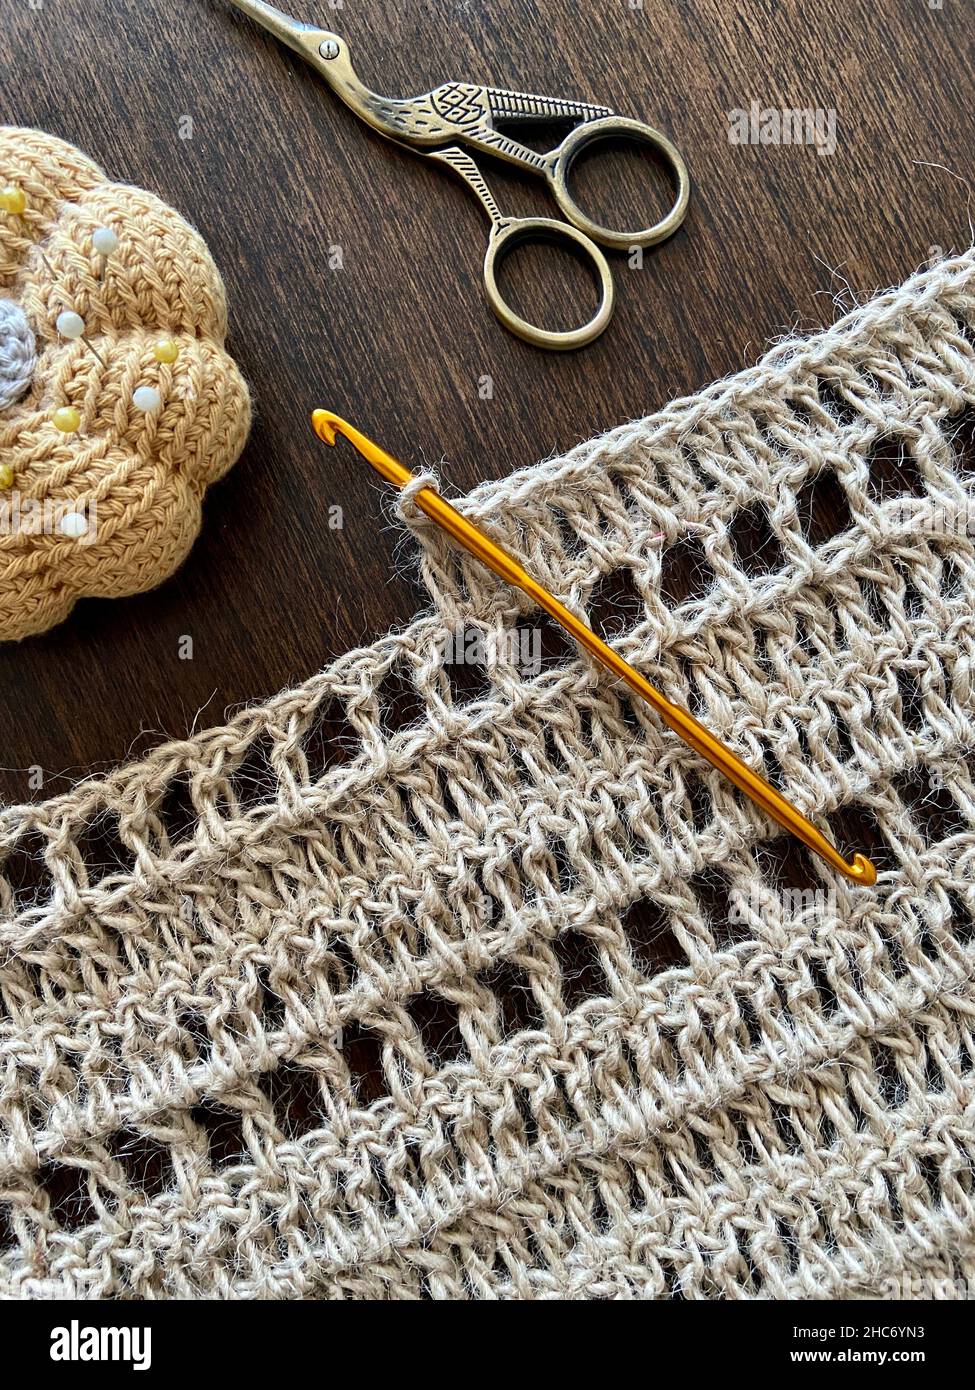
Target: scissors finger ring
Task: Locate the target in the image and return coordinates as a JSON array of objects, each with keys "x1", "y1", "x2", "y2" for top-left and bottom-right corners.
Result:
[
  {"x1": 549, "y1": 116, "x2": 690, "y2": 252},
  {"x1": 483, "y1": 216, "x2": 614, "y2": 352},
  {"x1": 223, "y1": 1, "x2": 691, "y2": 349}
]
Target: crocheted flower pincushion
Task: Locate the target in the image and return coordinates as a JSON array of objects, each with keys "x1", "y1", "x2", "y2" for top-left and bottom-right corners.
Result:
[{"x1": 0, "y1": 126, "x2": 251, "y2": 641}]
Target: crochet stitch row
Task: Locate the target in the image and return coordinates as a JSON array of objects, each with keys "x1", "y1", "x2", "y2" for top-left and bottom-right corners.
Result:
[{"x1": 1, "y1": 250, "x2": 974, "y2": 1298}]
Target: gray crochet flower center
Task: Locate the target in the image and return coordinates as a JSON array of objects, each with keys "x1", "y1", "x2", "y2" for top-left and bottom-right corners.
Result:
[{"x1": 0, "y1": 298, "x2": 37, "y2": 411}]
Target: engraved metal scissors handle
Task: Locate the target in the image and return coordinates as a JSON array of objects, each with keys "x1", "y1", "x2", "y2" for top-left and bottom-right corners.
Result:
[{"x1": 224, "y1": 1, "x2": 690, "y2": 350}]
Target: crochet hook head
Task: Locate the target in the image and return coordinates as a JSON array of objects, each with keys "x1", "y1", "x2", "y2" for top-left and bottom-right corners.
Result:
[
  {"x1": 313, "y1": 409, "x2": 534, "y2": 591},
  {"x1": 312, "y1": 411, "x2": 878, "y2": 889},
  {"x1": 845, "y1": 854, "x2": 878, "y2": 885},
  {"x1": 313, "y1": 410, "x2": 413, "y2": 488}
]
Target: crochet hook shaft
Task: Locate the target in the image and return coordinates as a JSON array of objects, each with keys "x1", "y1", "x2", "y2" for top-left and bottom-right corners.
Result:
[{"x1": 312, "y1": 410, "x2": 877, "y2": 888}]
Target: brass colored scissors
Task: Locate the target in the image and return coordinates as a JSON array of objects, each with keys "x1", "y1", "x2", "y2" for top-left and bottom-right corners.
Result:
[{"x1": 224, "y1": 1, "x2": 690, "y2": 350}]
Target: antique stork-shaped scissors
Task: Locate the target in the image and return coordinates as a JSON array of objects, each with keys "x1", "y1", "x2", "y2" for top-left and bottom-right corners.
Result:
[{"x1": 222, "y1": 0, "x2": 690, "y2": 350}]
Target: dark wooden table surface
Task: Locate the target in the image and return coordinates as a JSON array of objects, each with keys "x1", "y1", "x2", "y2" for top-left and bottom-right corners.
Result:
[{"x1": 1, "y1": 0, "x2": 973, "y2": 806}]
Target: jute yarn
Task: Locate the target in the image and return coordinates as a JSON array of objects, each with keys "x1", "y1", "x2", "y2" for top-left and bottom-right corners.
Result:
[
  {"x1": 0, "y1": 127, "x2": 250, "y2": 641},
  {"x1": 1, "y1": 251, "x2": 975, "y2": 1298}
]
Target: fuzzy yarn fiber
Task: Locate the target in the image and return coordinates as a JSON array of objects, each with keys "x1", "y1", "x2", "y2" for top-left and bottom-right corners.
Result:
[
  {"x1": 2, "y1": 251, "x2": 975, "y2": 1299},
  {"x1": 0, "y1": 127, "x2": 250, "y2": 641}
]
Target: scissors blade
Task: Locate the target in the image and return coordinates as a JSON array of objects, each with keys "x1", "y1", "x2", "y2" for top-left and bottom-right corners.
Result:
[{"x1": 224, "y1": 0, "x2": 322, "y2": 58}]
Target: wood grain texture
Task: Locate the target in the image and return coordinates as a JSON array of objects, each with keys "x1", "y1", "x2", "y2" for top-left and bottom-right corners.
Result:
[{"x1": 1, "y1": 0, "x2": 973, "y2": 805}]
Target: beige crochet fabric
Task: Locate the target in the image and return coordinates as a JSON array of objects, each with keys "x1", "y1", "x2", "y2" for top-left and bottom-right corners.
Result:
[
  {"x1": 0, "y1": 127, "x2": 250, "y2": 641},
  {"x1": 2, "y1": 250, "x2": 975, "y2": 1299}
]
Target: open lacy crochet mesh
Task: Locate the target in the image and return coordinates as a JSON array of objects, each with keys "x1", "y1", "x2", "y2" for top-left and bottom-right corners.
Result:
[{"x1": 3, "y1": 252, "x2": 975, "y2": 1300}]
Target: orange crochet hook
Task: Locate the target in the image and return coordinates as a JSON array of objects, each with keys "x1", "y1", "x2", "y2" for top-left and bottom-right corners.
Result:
[{"x1": 312, "y1": 410, "x2": 877, "y2": 888}]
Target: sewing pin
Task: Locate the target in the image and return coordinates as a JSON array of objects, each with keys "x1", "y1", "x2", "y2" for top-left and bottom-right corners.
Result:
[
  {"x1": 0, "y1": 185, "x2": 27, "y2": 217},
  {"x1": 91, "y1": 225, "x2": 119, "y2": 279},
  {"x1": 38, "y1": 251, "x2": 107, "y2": 368},
  {"x1": 311, "y1": 410, "x2": 877, "y2": 888}
]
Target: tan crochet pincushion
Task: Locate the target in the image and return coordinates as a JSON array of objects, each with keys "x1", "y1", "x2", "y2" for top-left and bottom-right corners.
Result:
[{"x1": 0, "y1": 127, "x2": 250, "y2": 641}]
